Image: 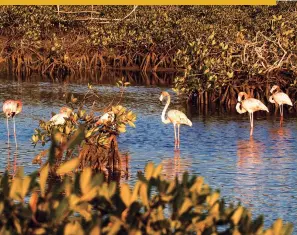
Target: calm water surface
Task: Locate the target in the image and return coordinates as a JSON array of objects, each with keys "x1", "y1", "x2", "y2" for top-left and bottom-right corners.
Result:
[{"x1": 0, "y1": 75, "x2": 296, "y2": 231}]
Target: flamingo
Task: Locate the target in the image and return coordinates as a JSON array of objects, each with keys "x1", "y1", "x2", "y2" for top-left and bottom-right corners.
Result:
[
  {"x1": 269, "y1": 85, "x2": 292, "y2": 125},
  {"x1": 159, "y1": 91, "x2": 192, "y2": 149},
  {"x1": 3, "y1": 100, "x2": 23, "y2": 147},
  {"x1": 95, "y1": 111, "x2": 115, "y2": 125},
  {"x1": 236, "y1": 92, "x2": 269, "y2": 136},
  {"x1": 50, "y1": 107, "x2": 73, "y2": 125}
]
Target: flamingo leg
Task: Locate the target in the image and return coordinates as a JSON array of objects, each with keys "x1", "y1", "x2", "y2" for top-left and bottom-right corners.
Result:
[
  {"x1": 173, "y1": 124, "x2": 177, "y2": 149},
  {"x1": 6, "y1": 117, "x2": 11, "y2": 173},
  {"x1": 249, "y1": 112, "x2": 254, "y2": 136},
  {"x1": 13, "y1": 151, "x2": 17, "y2": 177},
  {"x1": 6, "y1": 117, "x2": 9, "y2": 145},
  {"x1": 177, "y1": 124, "x2": 180, "y2": 149},
  {"x1": 280, "y1": 105, "x2": 283, "y2": 126},
  {"x1": 13, "y1": 117, "x2": 18, "y2": 149}
]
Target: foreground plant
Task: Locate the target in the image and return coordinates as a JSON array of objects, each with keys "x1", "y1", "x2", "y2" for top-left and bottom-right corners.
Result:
[
  {"x1": 0, "y1": 127, "x2": 293, "y2": 234},
  {"x1": 0, "y1": 160, "x2": 293, "y2": 234}
]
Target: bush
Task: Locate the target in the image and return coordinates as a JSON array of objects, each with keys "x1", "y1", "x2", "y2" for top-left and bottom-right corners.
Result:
[
  {"x1": 0, "y1": 127, "x2": 293, "y2": 234},
  {"x1": 0, "y1": 159, "x2": 293, "y2": 233},
  {"x1": 31, "y1": 82, "x2": 136, "y2": 174}
]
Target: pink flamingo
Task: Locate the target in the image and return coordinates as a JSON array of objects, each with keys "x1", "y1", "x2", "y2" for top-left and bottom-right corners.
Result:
[
  {"x1": 236, "y1": 92, "x2": 269, "y2": 136},
  {"x1": 50, "y1": 107, "x2": 73, "y2": 125},
  {"x1": 269, "y1": 85, "x2": 293, "y2": 125},
  {"x1": 3, "y1": 100, "x2": 23, "y2": 147},
  {"x1": 159, "y1": 91, "x2": 192, "y2": 149}
]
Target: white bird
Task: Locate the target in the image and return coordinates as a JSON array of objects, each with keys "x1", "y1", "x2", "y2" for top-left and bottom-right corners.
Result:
[
  {"x1": 159, "y1": 91, "x2": 192, "y2": 149},
  {"x1": 269, "y1": 85, "x2": 293, "y2": 118},
  {"x1": 50, "y1": 107, "x2": 73, "y2": 125},
  {"x1": 236, "y1": 92, "x2": 269, "y2": 136},
  {"x1": 95, "y1": 111, "x2": 115, "y2": 125},
  {"x1": 3, "y1": 99, "x2": 23, "y2": 147}
]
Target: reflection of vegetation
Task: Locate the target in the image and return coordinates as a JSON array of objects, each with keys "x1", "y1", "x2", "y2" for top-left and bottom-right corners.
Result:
[
  {"x1": 32, "y1": 82, "x2": 136, "y2": 175},
  {"x1": 0, "y1": 132, "x2": 293, "y2": 234}
]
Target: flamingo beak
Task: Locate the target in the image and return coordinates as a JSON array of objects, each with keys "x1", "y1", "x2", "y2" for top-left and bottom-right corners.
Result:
[{"x1": 159, "y1": 94, "x2": 163, "y2": 102}]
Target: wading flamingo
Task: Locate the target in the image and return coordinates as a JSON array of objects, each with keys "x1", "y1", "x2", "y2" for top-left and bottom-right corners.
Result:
[
  {"x1": 159, "y1": 91, "x2": 192, "y2": 149},
  {"x1": 3, "y1": 100, "x2": 23, "y2": 147},
  {"x1": 50, "y1": 107, "x2": 73, "y2": 125},
  {"x1": 95, "y1": 111, "x2": 115, "y2": 125},
  {"x1": 269, "y1": 85, "x2": 292, "y2": 125},
  {"x1": 236, "y1": 92, "x2": 269, "y2": 136}
]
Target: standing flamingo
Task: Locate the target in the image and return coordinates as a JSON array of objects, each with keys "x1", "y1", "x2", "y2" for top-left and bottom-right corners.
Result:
[
  {"x1": 3, "y1": 100, "x2": 23, "y2": 147},
  {"x1": 159, "y1": 91, "x2": 192, "y2": 149},
  {"x1": 269, "y1": 85, "x2": 292, "y2": 125},
  {"x1": 50, "y1": 107, "x2": 73, "y2": 125},
  {"x1": 236, "y1": 92, "x2": 269, "y2": 136}
]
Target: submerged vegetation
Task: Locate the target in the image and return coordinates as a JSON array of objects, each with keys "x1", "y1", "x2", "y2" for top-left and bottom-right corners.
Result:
[{"x1": 1, "y1": 4, "x2": 297, "y2": 107}]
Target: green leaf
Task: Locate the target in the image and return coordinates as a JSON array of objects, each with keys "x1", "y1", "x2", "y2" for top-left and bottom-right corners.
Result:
[
  {"x1": 178, "y1": 198, "x2": 193, "y2": 216},
  {"x1": 57, "y1": 158, "x2": 79, "y2": 175},
  {"x1": 9, "y1": 177, "x2": 22, "y2": 200},
  {"x1": 120, "y1": 184, "x2": 131, "y2": 207},
  {"x1": 65, "y1": 125, "x2": 85, "y2": 150},
  {"x1": 153, "y1": 164, "x2": 162, "y2": 178},
  {"x1": 145, "y1": 162, "x2": 154, "y2": 180},
  {"x1": 272, "y1": 219, "x2": 282, "y2": 234},
  {"x1": 64, "y1": 221, "x2": 84, "y2": 235},
  {"x1": 140, "y1": 184, "x2": 149, "y2": 208},
  {"x1": 21, "y1": 176, "x2": 31, "y2": 198},
  {"x1": 232, "y1": 206, "x2": 243, "y2": 225},
  {"x1": 227, "y1": 71, "x2": 234, "y2": 78},
  {"x1": 34, "y1": 228, "x2": 46, "y2": 235},
  {"x1": 40, "y1": 163, "x2": 49, "y2": 197},
  {"x1": 80, "y1": 167, "x2": 92, "y2": 195}
]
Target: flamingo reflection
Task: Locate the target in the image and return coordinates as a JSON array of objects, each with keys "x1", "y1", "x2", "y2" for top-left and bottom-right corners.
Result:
[
  {"x1": 237, "y1": 137, "x2": 264, "y2": 166},
  {"x1": 269, "y1": 127, "x2": 291, "y2": 158},
  {"x1": 235, "y1": 138, "x2": 265, "y2": 206},
  {"x1": 161, "y1": 150, "x2": 191, "y2": 181}
]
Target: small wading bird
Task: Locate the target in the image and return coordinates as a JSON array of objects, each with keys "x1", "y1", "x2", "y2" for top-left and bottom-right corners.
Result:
[
  {"x1": 95, "y1": 111, "x2": 115, "y2": 126},
  {"x1": 236, "y1": 92, "x2": 269, "y2": 136},
  {"x1": 269, "y1": 85, "x2": 293, "y2": 125},
  {"x1": 50, "y1": 107, "x2": 73, "y2": 125},
  {"x1": 159, "y1": 91, "x2": 192, "y2": 149},
  {"x1": 3, "y1": 100, "x2": 23, "y2": 147}
]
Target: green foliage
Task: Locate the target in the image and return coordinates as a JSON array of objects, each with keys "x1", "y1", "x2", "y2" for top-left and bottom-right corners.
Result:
[
  {"x1": 31, "y1": 83, "x2": 136, "y2": 167},
  {"x1": 1, "y1": 123, "x2": 295, "y2": 234},
  {"x1": 0, "y1": 159, "x2": 293, "y2": 234},
  {"x1": 1, "y1": 4, "x2": 297, "y2": 79}
]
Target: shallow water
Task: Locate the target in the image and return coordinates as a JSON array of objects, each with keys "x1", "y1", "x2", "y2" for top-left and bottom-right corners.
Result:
[{"x1": 0, "y1": 74, "x2": 296, "y2": 231}]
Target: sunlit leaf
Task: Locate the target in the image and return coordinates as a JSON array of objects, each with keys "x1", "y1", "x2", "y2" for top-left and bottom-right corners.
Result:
[
  {"x1": 232, "y1": 206, "x2": 243, "y2": 225},
  {"x1": 39, "y1": 163, "x2": 49, "y2": 197},
  {"x1": 145, "y1": 162, "x2": 154, "y2": 180},
  {"x1": 57, "y1": 158, "x2": 79, "y2": 175},
  {"x1": 120, "y1": 184, "x2": 131, "y2": 207}
]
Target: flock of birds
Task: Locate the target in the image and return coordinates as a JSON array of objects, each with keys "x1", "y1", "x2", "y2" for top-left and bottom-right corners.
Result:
[
  {"x1": 2, "y1": 85, "x2": 293, "y2": 150},
  {"x1": 159, "y1": 85, "x2": 293, "y2": 149}
]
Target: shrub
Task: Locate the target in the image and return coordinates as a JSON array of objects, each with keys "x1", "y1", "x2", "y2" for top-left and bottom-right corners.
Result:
[{"x1": 0, "y1": 127, "x2": 293, "y2": 234}]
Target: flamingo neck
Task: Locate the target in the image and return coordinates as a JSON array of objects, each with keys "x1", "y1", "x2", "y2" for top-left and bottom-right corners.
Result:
[
  {"x1": 161, "y1": 95, "x2": 171, "y2": 124},
  {"x1": 269, "y1": 95, "x2": 275, "y2": 103},
  {"x1": 236, "y1": 102, "x2": 247, "y2": 114}
]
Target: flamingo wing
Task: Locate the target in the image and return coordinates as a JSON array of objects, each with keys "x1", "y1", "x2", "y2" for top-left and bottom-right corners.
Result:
[
  {"x1": 168, "y1": 110, "x2": 192, "y2": 126},
  {"x1": 50, "y1": 113, "x2": 68, "y2": 125},
  {"x1": 274, "y1": 92, "x2": 293, "y2": 106},
  {"x1": 243, "y1": 98, "x2": 269, "y2": 113},
  {"x1": 3, "y1": 100, "x2": 18, "y2": 117}
]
